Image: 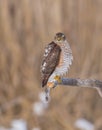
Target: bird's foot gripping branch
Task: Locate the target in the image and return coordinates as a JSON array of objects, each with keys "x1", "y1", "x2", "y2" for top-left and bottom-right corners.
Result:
[{"x1": 44, "y1": 78, "x2": 102, "y2": 101}]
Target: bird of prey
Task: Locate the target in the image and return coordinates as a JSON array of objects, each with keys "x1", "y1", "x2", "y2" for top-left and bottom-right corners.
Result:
[{"x1": 41, "y1": 32, "x2": 73, "y2": 90}]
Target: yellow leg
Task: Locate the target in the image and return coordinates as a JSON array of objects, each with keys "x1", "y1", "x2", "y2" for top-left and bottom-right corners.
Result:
[{"x1": 54, "y1": 75, "x2": 61, "y2": 83}]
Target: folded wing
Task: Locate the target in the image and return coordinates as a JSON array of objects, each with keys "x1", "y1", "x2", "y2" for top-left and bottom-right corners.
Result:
[{"x1": 41, "y1": 42, "x2": 61, "y2": 87}]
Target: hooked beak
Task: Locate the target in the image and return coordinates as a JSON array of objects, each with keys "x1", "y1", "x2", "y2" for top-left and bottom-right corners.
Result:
[{"x1": 57, "y1": 37, "x2": 61, "y2": 41}]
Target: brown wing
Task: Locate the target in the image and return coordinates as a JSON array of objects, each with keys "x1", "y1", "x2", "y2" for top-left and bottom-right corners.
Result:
[{"x1": 41, "y1": 41, "x2": 61, "y2": 87}]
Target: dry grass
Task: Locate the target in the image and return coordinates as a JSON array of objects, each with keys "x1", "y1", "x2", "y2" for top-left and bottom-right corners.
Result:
[{"x1": 0, "y1": 0, "x2": 102, "y2": 129}]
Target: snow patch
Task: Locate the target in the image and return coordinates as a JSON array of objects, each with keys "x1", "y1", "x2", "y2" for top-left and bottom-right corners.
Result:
[
  {"x1": 11, "y1": 119, "x2": 27, "y2": 130},
  {"x1": 75, "y1": 118, "x2": 95, "y2": 130}
]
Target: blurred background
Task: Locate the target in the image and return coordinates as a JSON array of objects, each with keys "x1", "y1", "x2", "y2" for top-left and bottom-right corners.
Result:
[{"x1": 0, "y1": 0, "x2": 102, "y2": 130}]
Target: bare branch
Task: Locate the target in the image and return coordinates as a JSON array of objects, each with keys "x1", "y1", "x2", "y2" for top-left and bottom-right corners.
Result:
[
  {"x1": 44, "y1": 78, "x2": 102, "y2": 101},
  {"x1": 59, "y1": 78, "x2": 102, "y2": 88},
  {"x1": 58, "y1": 78, "x2": 102, "y2": 97}
]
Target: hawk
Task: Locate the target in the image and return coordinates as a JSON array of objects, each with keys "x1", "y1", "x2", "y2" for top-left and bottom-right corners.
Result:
[{"x1": 41, "y1": 32, "x2": 73, "y2": 89}]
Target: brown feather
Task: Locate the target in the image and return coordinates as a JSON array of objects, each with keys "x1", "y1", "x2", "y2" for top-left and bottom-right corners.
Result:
[{"x1": 41, "y1": 41, "x2": 61, "y2": 87}]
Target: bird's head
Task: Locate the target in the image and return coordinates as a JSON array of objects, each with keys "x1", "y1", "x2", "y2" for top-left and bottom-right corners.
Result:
[{"x1": 54, "y1": 32, "x2": 66, "y2": 42}]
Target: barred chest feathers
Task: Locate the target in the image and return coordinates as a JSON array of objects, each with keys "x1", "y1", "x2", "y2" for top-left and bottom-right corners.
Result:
[{"x1": 48, "y1": 40, "x2": 73, "y2": 82}]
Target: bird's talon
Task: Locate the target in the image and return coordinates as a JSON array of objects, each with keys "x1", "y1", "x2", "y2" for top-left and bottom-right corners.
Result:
[{"x1": 54, "y1": 75, "x2": 62, "y2": 83}]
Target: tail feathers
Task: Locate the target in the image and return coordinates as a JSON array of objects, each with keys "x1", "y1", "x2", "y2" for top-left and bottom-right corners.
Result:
[
  {"x1": 45, "y1": 87, "x2": 51, "y2": 101},
  {"x1": 95, "y1": 87, "x2": 102, "y2": 98}
]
